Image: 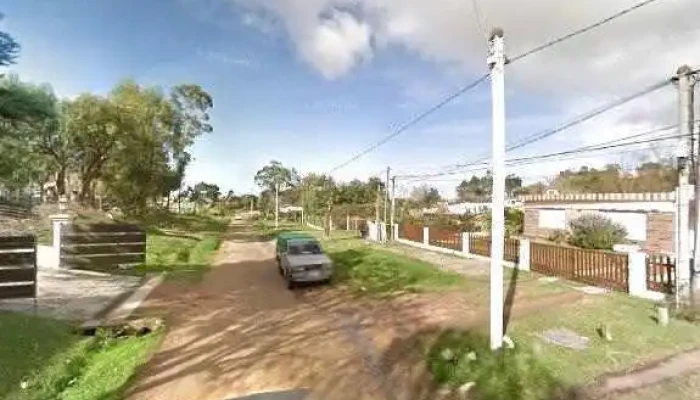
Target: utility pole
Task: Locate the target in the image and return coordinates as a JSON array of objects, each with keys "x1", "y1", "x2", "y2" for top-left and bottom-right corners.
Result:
[
  {"x1": 675, "y1": 65, "x2": 694, "y2": 303},
  {"x1": 390, "y1": 176, "x2": 396, "y2": 241},
  {"x1": 384, "y1": 167, "x2": 390, "y2": 241},
  {"x1": 674, "y1": 65, "x2": 698, "y2": 298},
  {"x1": 375, "y1": 182, "x2": 381, "y2": 223},
  {"x1": 487, "y1": 28, "x2": 506, "y2": 350},
  {"x1": 275, "y1": 181, "x2": 280, "y2": 229}
]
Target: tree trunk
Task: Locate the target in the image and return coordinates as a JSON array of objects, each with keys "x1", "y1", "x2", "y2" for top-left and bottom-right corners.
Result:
[{"x1": 56, "y1": 166, "x2": 66, "y2": 197}]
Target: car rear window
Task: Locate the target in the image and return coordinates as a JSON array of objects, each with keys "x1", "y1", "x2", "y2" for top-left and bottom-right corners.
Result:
[{"x1": 288, "y1": 241, "x2": 322, "y2": 255}]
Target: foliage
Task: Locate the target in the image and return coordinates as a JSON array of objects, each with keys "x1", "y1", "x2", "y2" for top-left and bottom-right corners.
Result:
[
  {"x1": 0, "y1": 15, "x2": 19, "y2": 67},
  {"x1": 481, "y1": 208, "x2": 524, "y2": 236},
  {"x1": 427, "y1": 330, "x2": 565, "y2": 400},
  {"x1": 0, "y1": 312, "x2": 161, "y2": 400},
  {"x1": 410, "y1": 184, "x2": 441, "y2": 208},
  {"x1": 553, "y1": 162, "x2": 677, "y2": 193},
  {"x1": 547, "y1": 229, "x2": 568, "y2": 244},
  {"x1": 456, "y1": 172, "x2": 522, "y2": 201},
  {"x1": 567, "y1": 214, "x2": 627, "y2": 250}
]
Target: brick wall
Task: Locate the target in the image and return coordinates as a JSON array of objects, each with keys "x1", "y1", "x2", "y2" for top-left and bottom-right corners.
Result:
[{"x1": 646, "y1": 212, "x2": 673, "y2": 254}]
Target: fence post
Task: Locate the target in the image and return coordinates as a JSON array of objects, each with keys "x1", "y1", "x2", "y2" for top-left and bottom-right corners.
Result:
[
  {"x1": 423, "y1": 226, "x2": 429, "y2": 245},
  {"x1": 49, "y1": 213, "x2": 70, "y2": 269},
  {"x1": 518, "y1": 238, "x2": 531, "y2": 271},
  {"x1": 393, "y1": 224, "x2": 399, "y2": 241},
  {"x1": 346, "y1": 214, "x2": 350, "y2": 231},
  {"x1": 628, "y1": 251, "x2": 648, "y2": 297},
  {"x1": 462, "y1": 232, "x2": 470, "y2": 254}
]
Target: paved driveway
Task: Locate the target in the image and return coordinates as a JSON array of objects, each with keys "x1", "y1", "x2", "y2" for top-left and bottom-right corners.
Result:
[{"x1": 0, "y1": 269, "x2": 142, "y2": 321}]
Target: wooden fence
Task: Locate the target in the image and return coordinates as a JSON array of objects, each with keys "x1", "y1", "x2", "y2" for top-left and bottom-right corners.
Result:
[
  {"x1": 0, "y1": 202, "x2": 32, "y2": 219},
  {"x1": 428, "y1": 227, "x2": 461, "y2": 251},
  {"x1": 468, "y1": 235, "x2": 519, "y2": 262},
  {"x1": 61, "y1": 224, "x2": 146, "y2": 272},
  {"x1": 646, "y1": 254, "x2": 675, "y2": 294},
  {"x1": 0, "y1": 235, "x2": 37, "y2": 300},
  {"x1": 399, "y1": 224, "x2": 423, "y2": 243},
  {"x1": 504, "y1": 238, "x2": 520, "y2": 263},
  {"x1": 530, "y1": 242, "x2": 629, "y2": 291},
  {"x1": 469, "y1": 234, "x2": 491, "y2": 257}
]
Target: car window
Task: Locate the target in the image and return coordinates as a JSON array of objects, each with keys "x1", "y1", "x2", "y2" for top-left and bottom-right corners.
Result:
[{"x1": 288, "y1": 241, "x2": 321, "y2": 255}]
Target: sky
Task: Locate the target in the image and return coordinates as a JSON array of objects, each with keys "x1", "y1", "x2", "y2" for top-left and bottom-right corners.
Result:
[{"x1": 2, "y1": 0, "x2": 699, "y2": 199}]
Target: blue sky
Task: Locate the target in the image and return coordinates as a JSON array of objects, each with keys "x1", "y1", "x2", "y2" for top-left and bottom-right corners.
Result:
[{"x1": 2, "y1": 0, "x2": 692, "y2": 197}]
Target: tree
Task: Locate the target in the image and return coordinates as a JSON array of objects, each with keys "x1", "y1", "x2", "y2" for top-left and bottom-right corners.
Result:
[
  {"x1": 191, "y1": 181, "x2": 221, "y2": 203},
  {"x1": 410, "y1": 184, "x2": 441, "y2": 208},
  {"x1": 63, "y1": 94, "x2": 119, "y2": 204},
  {"x1": 0, "y1": 15, "x2": 19, "y2": 67},
  {"x1": 0, "y1": 75, "x2": 56, "y2": 131}
]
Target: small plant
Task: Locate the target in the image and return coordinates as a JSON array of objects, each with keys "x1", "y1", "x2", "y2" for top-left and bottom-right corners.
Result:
[
  {"x1": 567, "y1": 214, "x2": 627, "y2": 250},
  {"x1": 548, "y1": 229, "x2": 568, "y2": 244},
  {"x1": 427, "y1": 330, "x2": 566, "y2": 400}
]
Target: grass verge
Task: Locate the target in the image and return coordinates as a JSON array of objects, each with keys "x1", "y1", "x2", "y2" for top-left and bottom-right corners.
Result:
[
  {"x1": 0, "y1": 312, "x2": 162, "y2": 400},
  {"x1": 428, "y1": 330, "x2": 569, "y2": 400}
]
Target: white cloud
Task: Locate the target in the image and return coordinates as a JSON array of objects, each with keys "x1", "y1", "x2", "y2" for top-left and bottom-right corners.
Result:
[{"x1": 228, "y1": 0, "x2": 699, "y2": 93}]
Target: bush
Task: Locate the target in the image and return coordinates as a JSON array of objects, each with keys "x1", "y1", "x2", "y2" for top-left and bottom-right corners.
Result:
[
  {"x1": 548, "y1": 229, "x2": 568, "y2": 244},
  {"x1": 567, "y1": 214, "x2": 627, "y2": 250}
]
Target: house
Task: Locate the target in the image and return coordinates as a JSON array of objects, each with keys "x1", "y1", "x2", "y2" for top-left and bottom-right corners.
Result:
[{"x1": 519, "y1": 191, "x2": 677, "y2": 254}]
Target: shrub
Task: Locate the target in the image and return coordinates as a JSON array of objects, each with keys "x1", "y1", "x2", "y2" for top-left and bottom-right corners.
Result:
[
  {"x1": 548, "y1": 229, "x2": 568, "y2": 244},
  {"x1": 567, "y1": 214, "x2": 627, "y2": 250}
]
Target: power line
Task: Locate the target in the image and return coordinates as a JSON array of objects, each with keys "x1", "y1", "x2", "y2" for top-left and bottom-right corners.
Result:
[
  {"x1": 327, "y1": 0, "x2": 668, "y2": 174},
  {"x1": 328, "y1": 74, "x2": 489, "y2": 173},
  {"x1": 509, "y1": 0, "x2": 666, "y2": 63},
  {"x1": 397, "y1": 127, "x2": 685, "y2": 179}
]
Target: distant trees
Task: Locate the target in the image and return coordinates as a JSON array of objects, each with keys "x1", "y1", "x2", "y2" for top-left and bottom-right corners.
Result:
[
  {"x1": 410, "y1": 184, "x2": 441, "y2": 208},
  {"x1": 552, "y1": 162, "x2": 677, "y2": 193},
  {"x1": 455, "y1": 172, "x2": 522, "y2": 202}
]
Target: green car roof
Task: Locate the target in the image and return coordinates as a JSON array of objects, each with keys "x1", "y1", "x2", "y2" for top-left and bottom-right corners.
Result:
[{"x1": 277, "y1": 232, "x2": 315, "y2": 241}]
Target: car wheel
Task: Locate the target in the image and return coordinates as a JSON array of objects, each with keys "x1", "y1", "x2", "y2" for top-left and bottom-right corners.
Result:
[{"x1": 287, "y1": 279, "x2": 296, "y2": 290}]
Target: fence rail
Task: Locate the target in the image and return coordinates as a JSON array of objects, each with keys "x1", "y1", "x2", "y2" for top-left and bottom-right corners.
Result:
[
  {"x1": 428, "y1": 227, "x2": 461, "y2": 251},
  {"x1": 530, "y1": 242, "x2": 628, "y2": 291},
  {"x1": 646, "y1": 254, "x2": 675, "y2": 294},
  {"x1": 400, "y1": 224, "x2": 423, "y2": 243},
  {"x1": 61, "y1": 224, "x2": 146, "y2": 272},
  {"x1": 505, "y1": 238, "x2": 520, "y2": 262},
  {"x1": 0, "y1": 235, "x2": 37, "y2": 300}
]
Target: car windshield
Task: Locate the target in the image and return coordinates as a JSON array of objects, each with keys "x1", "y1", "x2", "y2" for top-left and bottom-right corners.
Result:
[{"x1": 288, "y1": 241, "x2": 322, "y2": 255}]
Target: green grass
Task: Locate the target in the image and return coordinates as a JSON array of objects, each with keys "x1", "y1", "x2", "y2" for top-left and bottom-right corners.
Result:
[
  {"x1": 425, "y1": 294, "x2": 700, "y2": 398},
  {"x1": 427, "y1": 330, "x2": 568, "y2": 400},
  {"x1": 105, "y1": 213, "x2": 227, "y2": 281},
  {"x1": 0, "y1": 312, "x2": 162, "y2": 400},
  {"x1": 313, "y1": 232, "x2": 464, "y2": 295},
  {"x1": 509, "y1": 293, "x2": 700, "y2": 386}
]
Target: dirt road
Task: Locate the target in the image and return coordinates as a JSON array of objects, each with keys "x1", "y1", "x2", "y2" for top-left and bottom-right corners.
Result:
[
  {"x1": 126, "y1": 222, "x2": 446, "y2": 400},
  {"x1": 126, "y1": 222, "x2": 583, "y2": 400}
]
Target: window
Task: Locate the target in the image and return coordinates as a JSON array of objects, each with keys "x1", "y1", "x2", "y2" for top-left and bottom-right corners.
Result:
[
  {"x1": 538, "y1": 209, "x2": 566, "y2": 229},
  {"x1": 600, "y1": 212, "x2": 647, "y2": 241}
]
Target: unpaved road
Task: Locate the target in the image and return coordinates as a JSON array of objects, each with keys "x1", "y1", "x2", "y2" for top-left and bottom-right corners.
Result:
[
  {"x1": 126, "y1": 222, "x2": 582, "y2": 400},
  {"x1": 126, "y1": 222, "x2": 443, "y2": 400}
]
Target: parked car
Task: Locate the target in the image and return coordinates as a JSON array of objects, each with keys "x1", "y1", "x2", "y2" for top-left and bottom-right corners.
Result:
[{"x1": 276, "y1": 232, "x2": 333, "y2": 289}]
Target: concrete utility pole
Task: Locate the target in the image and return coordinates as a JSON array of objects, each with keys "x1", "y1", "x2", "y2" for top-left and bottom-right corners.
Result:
[
  {"x1": 487, "y1": 28, "x2": 506, "y2": 350},
  {"x1": 390, "y1": 176, "x2": 396, "y2": 241},
  {"x1": 384, "y1": 167, "x2": 390, "y2": 241},
  {"x1": 676, "y1": 65, "x2": 695, "y2": 302}
]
